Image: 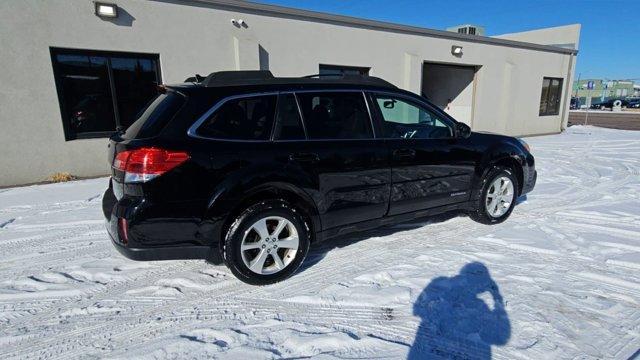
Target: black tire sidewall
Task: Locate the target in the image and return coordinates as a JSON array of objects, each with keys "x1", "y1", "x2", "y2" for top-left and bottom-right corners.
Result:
[
  {"x1": 223, "y1": 201, "x2": 310, "y2": 285},
  {"x1": 476, "y1": 167, "x2": 518, "y2": 224}
]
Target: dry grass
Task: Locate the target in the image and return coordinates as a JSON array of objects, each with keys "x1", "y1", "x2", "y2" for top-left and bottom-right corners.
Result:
[{"x1": 48, "y1": 172, "x2": 77, "y2": 183}]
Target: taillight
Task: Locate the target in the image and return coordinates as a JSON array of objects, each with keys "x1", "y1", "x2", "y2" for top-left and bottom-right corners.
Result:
[{"x1": 113, "y1": 147, "x2": 190, "y2": 183}]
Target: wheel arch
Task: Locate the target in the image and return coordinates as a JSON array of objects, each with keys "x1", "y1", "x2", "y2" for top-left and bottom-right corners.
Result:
[
  {"x1": 206, "y1": 181, "x2": 321, "y2": 254},
  {"x1": 473, "y1": 144, "x2": 526, "y2": 199}
]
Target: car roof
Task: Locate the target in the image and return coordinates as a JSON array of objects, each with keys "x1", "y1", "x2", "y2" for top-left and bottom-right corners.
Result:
[{"x1": 174, "y1": 70, "x2": 397, "y2": 91}]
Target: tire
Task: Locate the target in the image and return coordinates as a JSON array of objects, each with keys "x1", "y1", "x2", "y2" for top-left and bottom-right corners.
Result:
[
  {"x1": 223, "y1": 200, "x2": 310, "y2": 285},
  {"x1": 468, "y1": 166, "x2": 518, "y2": 225}
]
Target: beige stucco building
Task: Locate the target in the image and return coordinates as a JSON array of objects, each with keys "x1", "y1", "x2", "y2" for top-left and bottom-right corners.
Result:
[{"x1": 0, "y1": 0, "x2": 580, "y2": 186}]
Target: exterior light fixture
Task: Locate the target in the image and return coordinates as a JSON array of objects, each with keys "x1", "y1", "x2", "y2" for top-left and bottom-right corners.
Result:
[
  {"x1": 451, "y1": 45, "x2": 463, "y2": 57},
  {"x1": 95, "y1": 2, "x2": 118, "y2": 18}
]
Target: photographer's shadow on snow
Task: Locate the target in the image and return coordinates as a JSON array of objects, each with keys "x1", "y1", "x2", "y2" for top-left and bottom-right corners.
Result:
[{"x1": 408, "y1": 262, "x2": 510, "y2": 360}]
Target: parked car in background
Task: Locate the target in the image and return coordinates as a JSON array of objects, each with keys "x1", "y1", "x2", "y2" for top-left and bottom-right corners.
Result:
[
  {"x1": 590, "y1": 98, "x2": 629, "y2": 110},
  {"x1": 570, "y1": 97, "x2": 580, "y2": 110},
  {"x1": 102, "y1": 71, "x2": 537, "y2": 285},
  {"x1": 628, "y1": 99, "x2": 640, "y2": 108}
]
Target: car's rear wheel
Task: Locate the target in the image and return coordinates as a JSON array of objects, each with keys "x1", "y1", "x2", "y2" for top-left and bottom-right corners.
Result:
[
  {"x1": 223, "y1": 200, "x2": 310, "y2": 285},
  {"x1": 469, "y1": 166, "x2": 518, "y2": 225}
]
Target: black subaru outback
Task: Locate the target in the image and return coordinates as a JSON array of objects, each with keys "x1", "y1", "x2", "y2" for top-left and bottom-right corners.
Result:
[{"x1": 103, "y1": 71, "x2": 536, "y2": 285}]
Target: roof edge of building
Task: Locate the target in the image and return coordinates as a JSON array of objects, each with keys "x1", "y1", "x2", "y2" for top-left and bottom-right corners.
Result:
[{"x1": 165, "y1": 0, "x2": 578, "y2": 55}]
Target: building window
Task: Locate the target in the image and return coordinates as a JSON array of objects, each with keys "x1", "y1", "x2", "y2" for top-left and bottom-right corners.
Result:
[
  {"x1": 539, "y1": 77, "x2": 563, "y2": 116},
  {"x1": 50, "y1": 48, "x2": 161, "y2": 140},
  {"x1": 319, "y1": 64, "x2": 370, "y2": 77}
]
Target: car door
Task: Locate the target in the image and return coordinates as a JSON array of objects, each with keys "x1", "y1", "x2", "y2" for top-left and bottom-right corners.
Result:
[
  {"x1": 369, "y1": 92, "x2": 476, "y2": 216},
  {"x1": 276, "y1": 91, "x2": 390, "y2": 230}
]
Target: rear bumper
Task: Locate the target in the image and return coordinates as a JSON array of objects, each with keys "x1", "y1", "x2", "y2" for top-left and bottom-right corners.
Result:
[
  {"x1": 108, "y1": 229, "x2": 216, "y2": 261},
  {"x1": 103, "y1": 182, "x2": 222, "y2": 263}
]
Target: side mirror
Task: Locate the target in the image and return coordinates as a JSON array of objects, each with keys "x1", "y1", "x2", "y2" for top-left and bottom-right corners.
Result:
[
  {"x1": 383, "y1": 100, "x2": 396, "y2": 109},
  {"x1": 455, "y1": 122, "x2": 471, "y2": 138}
]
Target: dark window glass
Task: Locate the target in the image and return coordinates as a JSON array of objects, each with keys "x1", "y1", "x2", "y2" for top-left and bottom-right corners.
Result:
[
  {"x1": 197, "y1": 95, "x2": 277, "y2": 140},
  {"x1": 123, "y1": 92, "x2": 185, "y2": 139},
  {"x1": 273, "y1": 94, "x2": 305, "y2": 140},
  {"x1": 374, "y1": 95, "x2": 454, "y2": 139},
  {"x1": 53, "y1": 54, "x2": 116, "y2": 135},
  {"x1": 539, "y1": 77, "x2": 563, "y2": 116},
  {"x1": 297, "y1": 92, "x2": 373, "y2": 139},
  {"x1": 50, "y1": 48, "x2": 160, "y2": 140},
  {"x1": 319, "y1": 64, "x2": 370, "y2": 77},
  {"x1": 110, "y1": 57, "x2": 160, "y2": 128}
]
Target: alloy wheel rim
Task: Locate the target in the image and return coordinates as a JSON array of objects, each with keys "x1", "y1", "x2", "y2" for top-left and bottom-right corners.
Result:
[
  {"x1": 485, "y1": 176, "x2": 515, "y2": 218},
  {"x1": 240, "y1": 216, "x2": 299, "y2": 275}
]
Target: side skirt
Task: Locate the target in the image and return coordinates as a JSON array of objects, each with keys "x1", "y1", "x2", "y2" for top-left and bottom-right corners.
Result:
[{"x1": 315, "y1": 201, "x2": 472, "y2": 243}]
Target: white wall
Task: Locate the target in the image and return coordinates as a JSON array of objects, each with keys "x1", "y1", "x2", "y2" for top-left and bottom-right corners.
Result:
[{"x1": 0, "y1": 0, "x2": 579, "y2": 186}]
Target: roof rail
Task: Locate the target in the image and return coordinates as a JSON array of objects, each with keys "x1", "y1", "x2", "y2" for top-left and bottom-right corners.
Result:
[
  {"x1": 197, "y1": 70, "x2": 396, "y2": 89},
  {"x1": 184, "y1": 74, "x2": 206, "y2": 83},
  {"x1": 202, "y1": 70, "x2": 274, "y2": 86},
  {"x1": 302, "y1": 73, "x2": 396, "y2": 88}
]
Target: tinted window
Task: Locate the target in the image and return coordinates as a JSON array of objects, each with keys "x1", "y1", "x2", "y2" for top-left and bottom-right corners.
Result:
[
  {"x1": 539, "y1": 77, "x2": 563, "y2": 116},
  {"x1": 374, "y1": 95, "x2": 454, "y2": 139},
  {"x1": 110, "y1": 57, "x2": 160, "y2": 128},
  {"x1": 297, "y1": 92, "x2": 373, "y2": 139},
  {"x1": 197, "y1": 95, "x2": 276, "y2": 140},
  {"x1": 52, "y1": 53, "x2": 116, "y2": 136},
  {"x1": 123, "y1": 92, "x2": 185, "y2": 139},
  {"x1": 273, "y1": 94, "x2": 305, "y2": 140},
  {"x1": 50, "y1": 48, "x2": 161, "y2": 140}
]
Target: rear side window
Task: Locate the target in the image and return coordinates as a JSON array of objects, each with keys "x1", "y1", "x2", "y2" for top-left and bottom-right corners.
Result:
[
  {"x1": 273, "y1": 94, "x2": 305, "y2": 140},
  {"x1": 197, "y1": 95, "x2": 276, "y2": 140},
  {"x1": 123, "y1": 92, "x2": 185, "y2": 139},
  {"x1": 297, "y1": 92, "x2": 373, "y2": 140}
]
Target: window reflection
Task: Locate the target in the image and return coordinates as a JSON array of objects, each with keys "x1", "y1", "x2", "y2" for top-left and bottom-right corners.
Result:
[
  {"x1": 111, "y1": 57, "x2": 159, "y2": 128},
  {"x1": 55, "y1": 54, "x2": 116, "y2": 135},
  {"x1": 51, "y1": 49, "x2": 161, "y2": 140}
]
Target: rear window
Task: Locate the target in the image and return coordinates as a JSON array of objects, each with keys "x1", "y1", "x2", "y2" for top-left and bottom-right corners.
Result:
[
  {"x1": 196, "y1": 95, "x2": 277, "y2": 140},
  {"x1": 123, "y1": 92, "x2": 185, "y2": 139}
]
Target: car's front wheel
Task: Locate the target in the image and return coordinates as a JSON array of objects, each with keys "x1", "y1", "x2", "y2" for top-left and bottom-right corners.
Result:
[
  {"x1": 223, "y1": 200, "x2": 310, "y2": 285},
  {"x1": 469, "y1": 166, "x2": 518, "y2": 225}
]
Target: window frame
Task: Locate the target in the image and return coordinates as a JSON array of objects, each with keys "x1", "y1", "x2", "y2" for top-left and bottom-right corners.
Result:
[
  {"x1": 50, "y1": 47, "x2": 161, "y2": 141},
  {"x1": 539, "y1": 77, "x2": 564, "y2": 116},
  {"x1": 367, "y1": 90, "x2": 458, "y2": 140},
  {"x1": 189, "y1": 89, "x2": 377, "y2": 142}
]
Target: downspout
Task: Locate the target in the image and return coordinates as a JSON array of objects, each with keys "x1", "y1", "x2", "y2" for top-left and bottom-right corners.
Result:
[{"x1": 560, "y1": 53, "x2": 575, "y2": 132}]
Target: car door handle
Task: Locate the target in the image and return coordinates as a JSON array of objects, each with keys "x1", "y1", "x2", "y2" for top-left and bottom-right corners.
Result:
[
  {"x1": 289, "y1": 152, "x2": 320, "y2": 163},
  {"x1": 393, "y1": 148, "x2": 416, "y2": 159}
]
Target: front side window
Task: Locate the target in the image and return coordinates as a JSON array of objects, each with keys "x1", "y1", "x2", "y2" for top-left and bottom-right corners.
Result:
[
  {"x1": 539, "y1": 77, "x2": 563, "y2": 116},
  {"x1": 297, "y1": 92, "x2": 373, "y2": 140},
  {"x1": 50, "y1": 48, "x2": 161, "y2": 140},
  {"x1": 373, "y1": 95, "x2": 454, "y2": 139},
  {"x1": 197, "y1": 95, "x2": 277, "y2": 140}
]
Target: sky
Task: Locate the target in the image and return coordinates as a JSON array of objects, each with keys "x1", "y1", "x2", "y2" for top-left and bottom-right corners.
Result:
[{"x1": 258, "y1": 0, "x2": 639, "y2": 81}]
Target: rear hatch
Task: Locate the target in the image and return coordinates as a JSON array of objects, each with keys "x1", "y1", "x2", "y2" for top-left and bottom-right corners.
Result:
[{"x1": 108, "y1": 90, "x2": 187, "y2": 198}]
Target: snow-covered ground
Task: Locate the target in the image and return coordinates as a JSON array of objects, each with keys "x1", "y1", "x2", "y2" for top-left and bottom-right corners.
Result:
[{"x1": 1, "y1": 126, "x2": 639, "y2": 359}]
